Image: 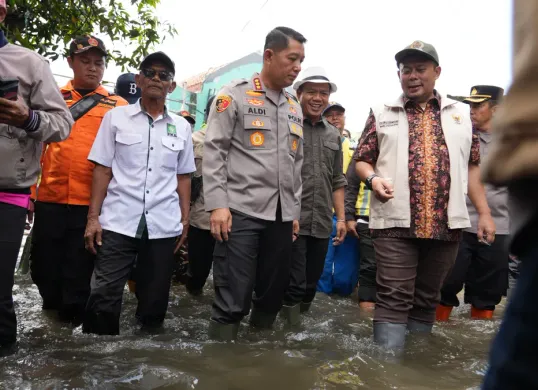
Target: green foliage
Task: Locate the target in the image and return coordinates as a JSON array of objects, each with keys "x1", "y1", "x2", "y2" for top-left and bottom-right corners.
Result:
[{"x1": 2, "y1": 0, "x2": 177, "y2": 70}]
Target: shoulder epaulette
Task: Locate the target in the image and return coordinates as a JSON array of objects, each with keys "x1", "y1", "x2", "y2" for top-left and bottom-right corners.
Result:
[
  {"x1": 285, "y1": 91, "x2": 299, "y2": 103},
  {"x1": 229, "y1": 78, "x2": 248, "y2": 87}
]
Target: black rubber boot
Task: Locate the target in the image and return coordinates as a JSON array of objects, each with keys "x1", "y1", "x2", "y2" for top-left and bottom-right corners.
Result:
[
  {"x1": 373, "y1": 322, "x2": 407, "y2": 350},
  {"x1": 208, "y1": 320, "x2": 239, "y2": 341},
  {"x1": 300, "y1": 301, "x2": 312, "y2": 313},
  {"x1": 407, "y1": 319, "x2": 433, "y2": 333},
  {"x1": 249, "y1": 308, "x2": 277, "y2": 329},
  {"x1": 280, "y1": 303, "x2": 301, "y2": 326}
]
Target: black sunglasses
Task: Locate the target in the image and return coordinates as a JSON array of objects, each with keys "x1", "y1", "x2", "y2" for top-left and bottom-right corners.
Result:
[{"x1": 141, "y1": 68, "x2": 174, "y2": 81}]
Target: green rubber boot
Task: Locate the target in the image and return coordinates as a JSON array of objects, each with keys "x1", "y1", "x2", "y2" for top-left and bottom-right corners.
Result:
[
  {"x1": 280, "y1": 303, "x2": 301, "y2": 326},
  {"x1": 208, "y1": 320, "x2": 239, "y2": 341}
]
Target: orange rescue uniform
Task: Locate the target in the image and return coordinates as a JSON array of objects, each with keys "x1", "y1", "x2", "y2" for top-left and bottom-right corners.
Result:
[{"x1": 35, "y1": 82, "x2": 128, "y2": 205}]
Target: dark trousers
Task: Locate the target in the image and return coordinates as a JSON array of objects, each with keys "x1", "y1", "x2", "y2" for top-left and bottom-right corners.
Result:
[
  {"x1": 482, "y1": 236, "x2": 538, "y2": 389},
  {"x1": 374, "y1": 237, "x2": 459, "y2": 325},
  {"x1": 508, "y1": 254, "x2": 520, "y2": 291},
  {"x1": 0, "y1": 202, "x2": 27, "y2": 345},
  {"x1": 30, "y1": 202, "x2": 94, "y2": 323},
  {"x1": 211, "y1": 208, "x2": 292, "y2": 324},
  {"x1": 83, "y1": 228, "x2": 176, "y2": 335},
  {"x1": 186, "y1": 226, "x2": 215, "y2": 293},
  {"x1": 356, "y1": 222, "x2": 377, "y2": 303},
  {"x1": 441, "y1": 232, "x2": 509, "y2": 310},
  {"x1": 285, "y1": 235, "x2": 330, "y2": 306}
]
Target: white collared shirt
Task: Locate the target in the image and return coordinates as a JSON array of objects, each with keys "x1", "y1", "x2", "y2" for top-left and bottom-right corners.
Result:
[{"x1": 88, "y1": 101, "x2": 195, "y2": 239}]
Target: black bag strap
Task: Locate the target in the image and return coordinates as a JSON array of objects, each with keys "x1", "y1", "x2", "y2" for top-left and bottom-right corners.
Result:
[{"x1": 69, "y1": 93, "x2": 107, "y2": 122}]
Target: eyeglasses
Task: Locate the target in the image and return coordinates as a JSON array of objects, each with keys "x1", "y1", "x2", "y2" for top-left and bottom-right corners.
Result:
[{"x1": 141, "y1": 68, "x2": 174, "y2": 81}]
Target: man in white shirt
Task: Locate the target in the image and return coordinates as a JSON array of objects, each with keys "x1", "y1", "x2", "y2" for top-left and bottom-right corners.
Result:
[{"x1": 82, "y1": 52, "x2": 195, "y2": 335}]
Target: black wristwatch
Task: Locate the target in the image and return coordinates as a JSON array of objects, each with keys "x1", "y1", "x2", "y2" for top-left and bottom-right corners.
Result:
[{"x1": 365, "y1": 173, "x2": 379, "y2": 191}]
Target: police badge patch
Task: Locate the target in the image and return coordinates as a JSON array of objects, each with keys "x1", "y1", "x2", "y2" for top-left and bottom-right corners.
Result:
[{"x1": 216, "y1": 95, "x2": 232, "y2": 113}]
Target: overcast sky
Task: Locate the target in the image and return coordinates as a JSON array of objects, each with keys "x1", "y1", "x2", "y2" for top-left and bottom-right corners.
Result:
[{"x1": 51, "y1": 0, "x2": 512, "y2": 134}]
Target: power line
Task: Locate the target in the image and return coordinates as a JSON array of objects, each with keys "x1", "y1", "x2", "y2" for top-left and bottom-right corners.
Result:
[{"x1": 241, "y1": 0, "x2": 270, "y2": 32}]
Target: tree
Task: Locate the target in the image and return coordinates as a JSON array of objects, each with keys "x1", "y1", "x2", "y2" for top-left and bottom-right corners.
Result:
[{"x1": 3, "y1": 0, "x2": 177, "y2": 70}]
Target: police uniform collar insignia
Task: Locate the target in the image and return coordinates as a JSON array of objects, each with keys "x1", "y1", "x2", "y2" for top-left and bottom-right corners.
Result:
[{"x1": 253, "y1": 77, "x2": 263, "y2": 91}]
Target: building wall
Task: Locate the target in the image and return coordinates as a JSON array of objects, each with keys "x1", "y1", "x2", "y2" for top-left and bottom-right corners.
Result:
[
  {"x1": 166, "y1": 85, "x2": 196, "y2": 116},
  {"x1": 195, "y1": 62, "x2": 262, "y2": 129},
  {"x1": 168, "y1": 59, "x2": 262, "y2": 131}
]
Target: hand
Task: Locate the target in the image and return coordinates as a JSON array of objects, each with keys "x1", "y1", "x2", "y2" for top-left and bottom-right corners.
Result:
[
  {"x1": 27, "y1": 200, "x2": 35, "y2": 227},
  {"x1": 293, "y1": 220, "x2": 300, "y2": 242},
  {"x1": 346, "y1": 220, "x2": 359, "y2": 239},
  {"x1": 175, "y1": 221, "x2": 189, "y2": 254},
  {"x1": 0, "y1": 96, "x2": 30, "y2": 128},
  {"x1": 333, "y1": 221, "x2": 347, "y2": 246},
  {"x1": 371, "y1": 177, "x2": 394, "y2": 203},
  {"x1": 477, "y1": 212, "x2": 496, "y2": 244},
  {"x1": 210, "y1": 208, "x2": 232, "y2": 242},
  {"x1": 84, "y1": 217, "x2": 103, "y2": 255}
]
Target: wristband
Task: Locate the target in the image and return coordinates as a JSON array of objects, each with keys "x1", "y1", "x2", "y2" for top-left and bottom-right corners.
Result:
[
  {"x1": 365, "y1": 173, "x2": 378, "y2": 191},
  {"x1": 336, "y1": 219, "x2": 345, "y2": 223}
]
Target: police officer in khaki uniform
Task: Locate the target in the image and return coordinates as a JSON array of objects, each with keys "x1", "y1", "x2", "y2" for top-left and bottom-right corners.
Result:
[{"x1": 203, "y1": 26, "x2": 307, "y2": 340}]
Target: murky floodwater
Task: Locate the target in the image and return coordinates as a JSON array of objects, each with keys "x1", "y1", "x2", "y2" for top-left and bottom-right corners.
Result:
[{"x1": 2, "y1": 234, "x2": 501, "y2": 389}]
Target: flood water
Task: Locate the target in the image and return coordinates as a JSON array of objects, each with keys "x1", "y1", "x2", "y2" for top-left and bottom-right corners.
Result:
[{"x1": 2, "y1": 234, "x2": 501, "y2": 390}]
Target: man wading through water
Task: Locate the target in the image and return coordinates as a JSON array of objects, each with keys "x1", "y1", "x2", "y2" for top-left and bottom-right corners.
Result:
[
  {"x1": 30, "y1": 36, "x2": 127, "y2": 326},
  {"x1": 203, "y1": 27, "x2": 306, "y2": 340},
  {"x1": 282, "y1": 68, "x2": 347, "y2": 324},
  {"x1": 0, "y1": 0, "x2": 73, "y2": 354},
  {"x1": 355, "y1": 40, "x2": 495, "y2": 351},
  {"x1": 83, "y1": 52, "x2": 195, "y2": 335}
]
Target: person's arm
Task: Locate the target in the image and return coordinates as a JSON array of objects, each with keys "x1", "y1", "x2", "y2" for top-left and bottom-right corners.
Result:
[
  {"x1": 293, "y1": 135, "x2": 304, "y2": 241},
  {"x1": 355, "y1": 110, "x2": 393, "y2": 202},
  {"x1": 203, "y1": 87, "x2": 237, "y2": 241},
  {"x1": 85, "y1": 164, "x2": 113, "y2": 254},
  {"x1": 332, "y1": 135, "x2": 347, "y2": 245},
  {"x1": 345, "y1": 159, "x2": 361, "y2": 238},
  {"x1": 84, "y1": 111, "x2": 116, "y2": 254},
  {"x1": 467, "y1": 132, "x2": 495, "y2": 243},
  {"x1": 174, "y1": 121, "x2": 196, "y2": 252},
  {"x1": 0, "y1": 58, "x2": 73, "y2": 142}
]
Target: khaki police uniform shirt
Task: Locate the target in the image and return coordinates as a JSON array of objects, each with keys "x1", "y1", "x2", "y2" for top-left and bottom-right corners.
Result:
[
  {"x1": 466, "y1": 131, "x2": 510, "y2": 235},
  {"x1": 190, "y1": 127, "x2": 210, "y2": 230},
  {"x1": 300, "y1": 118, "x2": 347, "y2": 238},
  {"x1": 203, "y1": 73, "x2": 304, "y2": 222}
]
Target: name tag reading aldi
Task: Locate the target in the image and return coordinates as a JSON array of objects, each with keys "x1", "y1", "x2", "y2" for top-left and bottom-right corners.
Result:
[{"x1": 216, "y1": 95, "x2": 232, "y2": 113}]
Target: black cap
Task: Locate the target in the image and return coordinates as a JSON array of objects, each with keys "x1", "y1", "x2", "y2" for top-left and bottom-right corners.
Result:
[
  {"x1": 140, "y1": 51, "x2": 175, "y2": 75},
  {"x1": 323, "y1": 101, "x2": 346, "y2": 116},
  {"x1": 115, "y1": 73, "x2": 141, "y2": 104},
  {"x1": 180, "y1": 110, "x2": 196, "y2": 125},
  {"x1": 69, "y1": 35, "x2": 107, "y2": 57},
  {"x1": 450, "y1": 85, "x2": 505, "y2": 104},
  {"x1": 395, "y1": 40, "x2": 439, "y2": 66}
]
